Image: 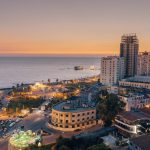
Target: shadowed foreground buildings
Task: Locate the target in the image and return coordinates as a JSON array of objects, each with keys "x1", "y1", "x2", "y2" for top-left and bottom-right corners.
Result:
[
  {"x1": 115, "y1": 108, "x2": 150, "y2": 137},
  {"x1": 129, "y1": 135, "x2": 150, "y2": 150}
]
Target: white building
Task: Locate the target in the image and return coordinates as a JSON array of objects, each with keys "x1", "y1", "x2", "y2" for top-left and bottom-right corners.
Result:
[
  {"x1": 115, "y1": 110, "x2": 150, "y2": 137},
  {"x1": 101, "y1": 56, "x2": 125, "y2": 85},
  {"x1": 118, "y1": 93, "x2": 150, "y2": 111},
  {"x1": 119, "y1": 76, "x2": 150, "y2": 90},
  {"x1": 138, "y1": 51, "x2": 150, "y2": 76}
]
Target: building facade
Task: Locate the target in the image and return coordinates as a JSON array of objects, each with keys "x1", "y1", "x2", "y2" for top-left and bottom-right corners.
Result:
[
  {"x1": 120, "y1": 34, "x2": 139, "y2": 77},
  {"x1": 119, "y1": 76, "x2": 150, "y2": 90},
  {"x1": 137, "y1": 51, "x2": 150, "y2": 76},
  {"x1": 48, "y1": 97, "x2": 102, "y2": 131},
  {"x1": 115, "y1": 110, "x2": 150, "y2": 137},
  {"x1": 101, "y1": 56, "x2": 125, "y2": 86},
  {"x1": 118, "y1": 93, "x2": 150, "y2": 111}
]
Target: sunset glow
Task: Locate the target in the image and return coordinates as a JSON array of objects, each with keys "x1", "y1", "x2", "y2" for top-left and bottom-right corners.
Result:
[{"x1": 0, "y1": 0, "x2": 150, "y2": 55}]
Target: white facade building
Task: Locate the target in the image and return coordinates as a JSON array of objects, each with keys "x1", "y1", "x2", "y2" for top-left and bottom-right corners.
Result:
[
  {"x1": 101, "y1": 56, "x2": 125, "y2": 85},
  {"x1": 118, "y1": 93, "x2": 150, "y2": 111},
  {"x1": 138, "y1": 51, "x2": 150, "y2": 76},
  {"x1": 115, "y1": 110, "x2": 150, "y2": 137},
  {"x1": 119, "y1": 76, "x2": 150, "y2": 90}
]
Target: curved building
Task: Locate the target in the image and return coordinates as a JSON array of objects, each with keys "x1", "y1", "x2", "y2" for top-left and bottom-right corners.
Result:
[{"x1": 49, "y1": 97, "x2": 101, "y2": 131}]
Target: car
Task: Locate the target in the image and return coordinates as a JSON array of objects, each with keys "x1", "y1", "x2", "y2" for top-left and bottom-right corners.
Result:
[
  {"x1": 9, "y1": 122, "x2": 15, "y2": 127},
  {"x1": 15, "y1": 118, "x2": 22, "y2": 123}
]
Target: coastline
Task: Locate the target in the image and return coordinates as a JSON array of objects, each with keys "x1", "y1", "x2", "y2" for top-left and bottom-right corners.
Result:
[{"x1": 0, "y1": 75, "x2": 100, "y2": 91}]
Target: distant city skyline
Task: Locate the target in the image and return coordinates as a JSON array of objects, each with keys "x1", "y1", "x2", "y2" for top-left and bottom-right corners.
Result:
[{"x1": 0, "y1": 0, "x2": 150, "y2": 55}]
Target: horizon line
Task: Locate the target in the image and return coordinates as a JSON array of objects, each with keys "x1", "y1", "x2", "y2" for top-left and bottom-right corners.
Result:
[{"x1": 0, "y1": 53, "x2": 118, "y2": 57}]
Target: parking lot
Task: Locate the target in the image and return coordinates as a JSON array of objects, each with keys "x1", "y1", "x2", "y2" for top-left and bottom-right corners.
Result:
[{"x1": 0, "y1": 117, "x2": 22, "y2": 138}]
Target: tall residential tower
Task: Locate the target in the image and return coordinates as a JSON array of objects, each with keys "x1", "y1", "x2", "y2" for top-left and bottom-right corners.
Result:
[
  {"x1": 101, "y1": 56, "x2": 125, "y2": 85},
  {"x1": 120, "y1": 34, "x2": 139, "y2": 77}
]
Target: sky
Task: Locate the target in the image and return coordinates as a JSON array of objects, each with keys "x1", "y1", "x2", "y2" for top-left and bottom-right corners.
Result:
[{"x1": 0, "y1": 0, "x2": 150, "y2": 56}]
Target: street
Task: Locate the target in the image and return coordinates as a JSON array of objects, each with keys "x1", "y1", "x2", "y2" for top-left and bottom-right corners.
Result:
[{"x1": 0, "y1": 110, "x2": 47, "y2": 150}]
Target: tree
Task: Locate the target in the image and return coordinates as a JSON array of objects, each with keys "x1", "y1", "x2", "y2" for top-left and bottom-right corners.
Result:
[
  {"x1": 54, "y1": 136, "x2": 74, "y2": 150},
  {"x1": 58, "y1": 145, "x2": 71, "y2": 150},
  {"x1": 87, "y1": 143, "x2": 111, "y2": 150},
  {"x1": 101, "y1": 90, "x2": 108, "y2": 97},
  {"x1": 97, "y1": 93, "x2": 125, "y2": 126},
  {"x1": 48, "y1": 79, "x2": 51, "y2": 84}
]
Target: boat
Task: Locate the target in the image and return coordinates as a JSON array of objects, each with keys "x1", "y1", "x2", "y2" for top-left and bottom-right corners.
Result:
[
  {"x1": 74, "y1": 66, "x2": 84, "y2": 70},
  {"x1": 89, "y1": 65, "x2": 95, "y2": 70}
]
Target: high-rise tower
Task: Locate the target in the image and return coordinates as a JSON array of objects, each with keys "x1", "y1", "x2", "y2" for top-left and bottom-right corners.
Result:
[
  {"x1": 120, "y1": 34, "x2": 139, "y2": 77},
  {"x1": 101, "y1": 56, "x2": 125, "y2": 85}
]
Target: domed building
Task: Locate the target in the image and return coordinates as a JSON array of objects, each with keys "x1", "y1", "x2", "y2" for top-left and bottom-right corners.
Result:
[{"x1": 49, "y1": 96, "x2": 102, "y2": 131}]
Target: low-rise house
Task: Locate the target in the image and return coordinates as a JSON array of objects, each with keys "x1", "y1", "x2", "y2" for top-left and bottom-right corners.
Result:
[
  {"x1": 118, "y1": 93, "x2": 150, "y2": 111},
  {"x1": 115, "y1": 109, "x2": 150, "y2": 137}
]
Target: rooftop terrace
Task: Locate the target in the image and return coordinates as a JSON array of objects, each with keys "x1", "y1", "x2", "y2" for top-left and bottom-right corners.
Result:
[{"x1": 53, "y1": 96, "x2": 96, "y2": 112}]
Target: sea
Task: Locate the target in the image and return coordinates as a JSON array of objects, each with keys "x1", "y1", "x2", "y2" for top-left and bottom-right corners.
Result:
[{"x1": 0, "y1": 57, "x2": 100, "y2": 88}]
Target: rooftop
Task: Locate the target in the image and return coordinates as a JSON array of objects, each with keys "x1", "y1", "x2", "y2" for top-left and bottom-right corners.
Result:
[
  {"x1": 119, "y1": 93, "x2": 149, "y2": 99},
  {"x1": 53, "y1": 102, "x2": 96, "y2": 112},
  {"x1": 53, "y1": 96, "x2": 96, "y2": 112},
  {"x1": 117, "y1": 109, "x2": 150, "y2": 122},
  {"x1": 130, "y1": 135, "x2": 150, "y2": 150},
  {"x1": 122, "y1": 76, "x2": 150, "y2": 83}
]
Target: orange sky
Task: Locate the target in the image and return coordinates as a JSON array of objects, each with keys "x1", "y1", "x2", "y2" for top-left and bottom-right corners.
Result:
[{"x1": 0, "y1": 0, "x2": 150, "y2": 55}]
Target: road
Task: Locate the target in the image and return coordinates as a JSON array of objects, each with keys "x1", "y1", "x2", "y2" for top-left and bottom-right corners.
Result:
[
  {"x1": 42, "y1": 125, "x2": 115, "y2": 145},
  {"x1": 0, "y1": 110, "x2": 47, "y2": 150}
]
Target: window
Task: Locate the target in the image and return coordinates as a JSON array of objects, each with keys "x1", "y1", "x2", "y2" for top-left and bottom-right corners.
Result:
[
  {"x1": 65, "y1": 126, "x2": 68, "y2": 128},
  {"x1": 72, "y1": 115, "x2": 75, "y2": 117},
  {"x1": 66, "y1": 120, "x2": 68, "y2": 123},
  {"x1": 66, "y1": 114, "x2": 68, "y2": 117},
  {"x1": 72, "y1": 125, "x2": 75, "y2": 128},
  {"x1": 78, "y1": 114, "x2": 80, "y2": 116}
]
